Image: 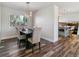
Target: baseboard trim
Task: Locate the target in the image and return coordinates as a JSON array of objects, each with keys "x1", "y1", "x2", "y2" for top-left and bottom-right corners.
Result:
[
  {"x1": 1, "y1": 35, "x2": 17, "y2": 40},
  {"x1": 41, "y1": 36, "x2": 54, "y2": 43}
]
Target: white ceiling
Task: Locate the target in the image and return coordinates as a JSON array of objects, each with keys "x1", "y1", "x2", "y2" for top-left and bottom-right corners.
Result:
[
  {"x1": 54, "y1": 2, "x2": 79, "y2": 13},
  {"x1": 0, "y1": 2, "x2": 53, "y2": 11},
  {"x1": 1, "y1": 2, "x2": 79, "y2": 13}
]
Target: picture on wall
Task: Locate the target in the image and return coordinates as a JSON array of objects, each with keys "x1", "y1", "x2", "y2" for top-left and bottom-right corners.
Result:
[{"x1": 10, "y1": 15, "x2": 28, "y2": 26}]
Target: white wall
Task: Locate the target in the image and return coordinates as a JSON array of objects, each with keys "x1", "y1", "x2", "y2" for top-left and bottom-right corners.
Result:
[
  {"x1": 34, "y1": 5, "x2": 59, "y2": 42},
  {"x1": 1, "y1": 6, "x2": 25, "y2": 39},
  {"x1": 0, "y1": 6, "x2": 33, "y2": 40},
  {"x1": 53, "y1": 5, "x2": 59, "y2": 42},
  {"x1": 0, "y1": 6, "x2": 1, "y2": 40},
  {"x1": 59, "y1": 12, "x2": 79, "y2": 22}
]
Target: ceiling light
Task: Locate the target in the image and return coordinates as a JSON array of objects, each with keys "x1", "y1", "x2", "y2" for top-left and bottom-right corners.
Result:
[{"x1": 26, "y1": 2, "x2": 32, "y2": 17}]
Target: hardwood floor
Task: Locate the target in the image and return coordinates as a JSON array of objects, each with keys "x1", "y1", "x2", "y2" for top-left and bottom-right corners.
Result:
[{"x1": 0, "y1": 34, "x2": 79, "y2": 57}]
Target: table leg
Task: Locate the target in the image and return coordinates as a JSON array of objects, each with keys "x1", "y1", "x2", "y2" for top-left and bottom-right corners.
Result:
[{"x1": 25, "y1": 37, "x2": 32, "y2": 49}]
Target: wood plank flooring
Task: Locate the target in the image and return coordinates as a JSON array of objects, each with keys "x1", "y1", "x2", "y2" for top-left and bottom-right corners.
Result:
[{"x1": 0, "y1": 34, "x2": 79, "y2": 57}]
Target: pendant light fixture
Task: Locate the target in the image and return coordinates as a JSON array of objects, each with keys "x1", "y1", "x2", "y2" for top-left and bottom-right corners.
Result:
[{"x1": 26, "y1": 2, "x2": 32, "y2": 17}]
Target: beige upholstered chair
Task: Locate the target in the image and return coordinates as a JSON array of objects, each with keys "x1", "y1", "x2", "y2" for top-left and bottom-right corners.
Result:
[
  {"x1": 28, "y1": 27, "x2": 42, "y2": 53},
  {"x1": 16, "y1": 27, "x2": 26, "y2": 48}
]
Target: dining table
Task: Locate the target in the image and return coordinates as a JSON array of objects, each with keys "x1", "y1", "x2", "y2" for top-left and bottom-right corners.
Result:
[{"x1": 20, "y1": 28, "x2": 33, "y2": 49}]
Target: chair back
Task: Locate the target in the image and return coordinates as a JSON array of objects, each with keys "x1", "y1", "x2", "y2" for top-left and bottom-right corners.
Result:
[
  {"x1": 71, "y1": 26, "x2": 75, "y2": 30},
  {"x1": 32, "y1": 27, "x2": 41, "y2": 44},
  {"x1": 16, "y1": 27, "x2": 21, "y2": 38},
  {"x1": 16, "y1": 27, "x2": 26, "y2": 40}
]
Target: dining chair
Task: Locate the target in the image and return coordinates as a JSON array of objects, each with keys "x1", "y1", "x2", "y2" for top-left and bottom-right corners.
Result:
[
  {"x1": 16, "y1": 27, "x2": 26, "y2": 48},
  {"x1": 69, "y1": 26, "x2": 75, "y2": 39},
  {"x1": 28, "y1": 27, "x2": 42, "y2": 53}
]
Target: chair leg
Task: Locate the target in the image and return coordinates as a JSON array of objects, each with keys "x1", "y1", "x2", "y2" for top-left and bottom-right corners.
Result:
[
  {"x1": 39, "y1": 42, "x2": 41, "y2": 50},
  {"x1": 32, "y1": 44, "x2": 34, "y2": 53},
  {"x1": 17, "y1": 39, "x2": 21, "y2": 48}
]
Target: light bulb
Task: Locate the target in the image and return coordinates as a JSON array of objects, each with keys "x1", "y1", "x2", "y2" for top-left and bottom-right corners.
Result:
[{"x1": 29, "y1": 11, "x2": 32, "y2": 16}]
